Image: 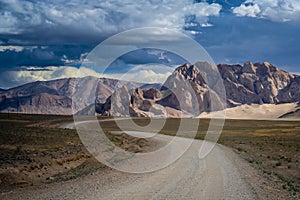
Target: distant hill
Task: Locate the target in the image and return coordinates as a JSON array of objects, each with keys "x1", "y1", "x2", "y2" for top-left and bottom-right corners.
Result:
[
  {"x1": 0, "y1": 76, "x2": 155, "y2": 115},
  {"x1": 0, "y1": 61, "x2": 299, "y2": 118}
]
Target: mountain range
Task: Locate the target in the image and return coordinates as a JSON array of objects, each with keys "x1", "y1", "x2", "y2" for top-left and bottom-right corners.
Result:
[{"x1": 0, "y1": 61, "x2": 299, "y2": 118}]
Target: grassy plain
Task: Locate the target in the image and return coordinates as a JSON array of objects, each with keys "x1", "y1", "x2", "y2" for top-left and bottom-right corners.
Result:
[{"x1": 0, "y1": 114, "x2": 299, "y2": 196}]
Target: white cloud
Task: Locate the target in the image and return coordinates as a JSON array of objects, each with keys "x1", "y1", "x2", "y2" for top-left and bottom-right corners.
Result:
[
  {"x1": 0, "y1": 45, "x2": 38, "y2": 52},
  {"x1": 0, "y1": 45, "x2": 24, "y2": 52},
  {"x1": 0, "y1": 0, "x2": 222, "y2": 36},
  {"x1": 185, "y1": 22, "x2": 198, "y2": 28},
  {"x1": 61, "y1": 52, "x2": 89, "y2": 64},
  {"x1": 200, "y1": 23, "x2": 214, "y2": 27},
  {"x1": 0, "y1": 66, "x2": 100, "y2": 88},
  {"x1": 188, "y1": 30, "x2": 202, "y2": 35},
  {"x1": 107, "y1": 70, "x2": 172, "y2": 84},
  {"x1": 232, "y1": 0, "x2": 300, "y2": 22},
  {"x1": 0, "y1": 64, "x2": 174, "y2": 88},
  {"x1": 233, "y1": 4, "x2": 261, "y2": 18},
  {"x1": 104, "y1": 64, "x2": 173, "y2": 84}
]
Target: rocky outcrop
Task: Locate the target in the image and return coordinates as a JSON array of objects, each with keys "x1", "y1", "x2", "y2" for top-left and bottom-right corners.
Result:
[
  {"x1": 95, "y1": 62, "x2": 226, "y2": 117},
  {"x1": 276, "y1": 76, "x2": 300, "y2": 103},
  {"x1": 143, "y1": 88, "x2": 162, "y2": 100},
  {"x1": 157, "y1": 62, "x2": 225, "y2": 114},
  {"x1": 132, "y1": 61, "x2": 299, "y2": 116},
  {"x1": 218, "y1": 61, "x2": 297, "y2": 105},
  {"x1": 96, "y1": 86, "x2": 167, "y2": 117}
]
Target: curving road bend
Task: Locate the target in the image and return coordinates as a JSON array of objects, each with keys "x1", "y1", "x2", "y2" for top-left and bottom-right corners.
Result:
[{"x1": 2, "y1": 120, "x2": 287, "y2": 200}]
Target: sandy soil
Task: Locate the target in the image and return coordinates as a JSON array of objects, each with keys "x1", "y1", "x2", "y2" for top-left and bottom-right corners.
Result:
[{"x1": 199, "y1": 103, "x2": 299, "y2": 120}]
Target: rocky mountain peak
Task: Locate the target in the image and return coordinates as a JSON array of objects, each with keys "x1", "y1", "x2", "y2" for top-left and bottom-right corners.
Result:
[
  {"x1": 174, "y1": 63, "x2": 200, "y2": 80},
  {"x1": 217, "y1": 62, "x2": 298, "y2": 105},
  {"x1": 171, "y1": 63, "x2": 209, "y2": 87},
  {"x1": 242, "y1": 61, "x2": 256, "y2": 74},
  {"x1": 171, "y1": 61, "x2": 299, "y2": 107}
]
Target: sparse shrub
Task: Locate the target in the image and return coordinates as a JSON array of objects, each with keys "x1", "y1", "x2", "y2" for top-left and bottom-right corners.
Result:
[
  {"x1": 283, "y1": 185, "x2": 287, "y2": 189},
  {"x1": 255, "y1": 160, "x2": 262, "y2": 165},
  {"x1": 236, "y1": 147, "x2": 246, "y2": 152},
  {"x1": 263, "y1": 170, "x2": 272, "y2": 175},
  {"x1": 12, "y1": 145, "x2": 23, "y2": 158}
]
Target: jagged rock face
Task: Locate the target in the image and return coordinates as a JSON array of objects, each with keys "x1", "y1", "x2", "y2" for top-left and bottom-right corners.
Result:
[
  {"x1": 242, "y1": 61, "x2": 256, "y2": 74},
  {"x1": 97, "y1": 86, "x2": 158, "y2": 117},
  {"x1": 158, "y1": 62, "x2": 224, "y2": 114},
  {"x1": 96, "y1": 86, "x2": 168, "y2": 117},
  {"x1": 130, "y1": 88, "x2": 156, "y2": 115},
  {"x1": 143, "y1": 88, "x2": 162, "y2": 100},
  {"x1": 174, "y1": 64, "x2": 205, "y2": 85},
  {"x1": 218, "y1": 61, "x2": 296, "y2": 104},
  {"x1": 277, "y1": 76, "x2": 300, "y2": 103},
  {"x1": 155, "y1": 61, "x2": 299, "y2": 114},
  {"x1": 110, "y1": 86, "x2": 131, "y2": 117},
  {"x1": 158, "y1": 69, "x2": 198, "y2": 114},
  {"x1": 157, "y1": 93, "x2": 180, "y2": 111}
]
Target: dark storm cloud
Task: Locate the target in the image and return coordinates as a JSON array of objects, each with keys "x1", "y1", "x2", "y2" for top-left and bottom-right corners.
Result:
[
  {"x1": 0, "y1": 46, "x2": 63, "y2": 70},
  {"x1": 0, "y1": 0, "x2": 299, "y2": 83},
  {"x1": 0, "y1": 45, "x2": 93, "y2": 72},
  {"x1": 0, "y1": 0, "x2": 221, "y2": 45},
  {"x1": 115, "y1": 49, "x2": 187, "y2": 66},
  {"x1": 194, "y1": 14, "x2": 300, "y2": 69},
  {"x1": 105, "y1": 49, "x2": 188, "y2": 74}
]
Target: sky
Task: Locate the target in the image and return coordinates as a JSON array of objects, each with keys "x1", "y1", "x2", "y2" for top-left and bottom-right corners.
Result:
[{"x1": 0, "y1": 0, "x2": 299, "y2": 88}]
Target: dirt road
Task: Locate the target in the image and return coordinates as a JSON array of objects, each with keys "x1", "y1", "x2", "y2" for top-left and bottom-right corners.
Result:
[{"x1": 2, "y1": 120, "x2": 288, "y2": 200}]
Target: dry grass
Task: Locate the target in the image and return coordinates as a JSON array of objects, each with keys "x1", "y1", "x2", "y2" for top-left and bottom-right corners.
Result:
[
  {"x1": 0, "y1": 113, "x2": 96, "y2": 191},
  {"x1": 218, "y1": 119, "x2": 300, "y2": 196},
  {"x1": 0, "y1": 113, "x2": 299, "y2": 196},
  {"x1": 0, "y1": 114, "x2": 149, "y2": 191}
]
